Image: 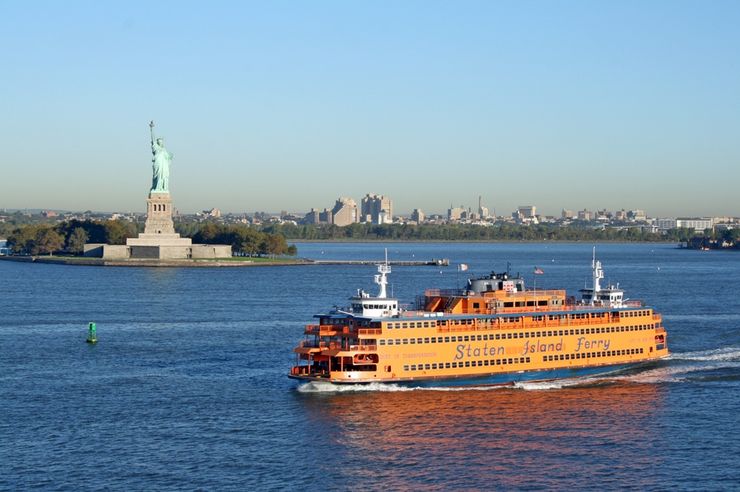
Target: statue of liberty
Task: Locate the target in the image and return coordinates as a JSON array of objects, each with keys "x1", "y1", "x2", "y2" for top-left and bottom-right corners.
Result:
[{"x1": 149, "y1": 121, "x2": 172, "y2": 193}]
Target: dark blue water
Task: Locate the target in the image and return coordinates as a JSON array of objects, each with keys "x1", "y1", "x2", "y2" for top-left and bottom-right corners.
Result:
[{"x1": 2, "y1": 243, "x2": 739, "y2": 490}]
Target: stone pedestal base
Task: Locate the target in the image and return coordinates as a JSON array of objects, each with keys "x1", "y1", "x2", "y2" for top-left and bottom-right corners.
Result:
[
  {"x1": 126, "y1": 234, "x2": 192, "y2": 247},
  {"x1": 145, "y1": 192, "x2": 176, "y2": 235}
]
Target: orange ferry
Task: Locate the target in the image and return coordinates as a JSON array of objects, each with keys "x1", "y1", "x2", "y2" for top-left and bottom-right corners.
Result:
[{"x1": 289, "y1": 250, "x2": 669, "y2": 386}]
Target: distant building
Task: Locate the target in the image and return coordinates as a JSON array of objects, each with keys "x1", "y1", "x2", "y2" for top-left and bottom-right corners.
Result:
[
  {"x1": 628, "y1": 209, "x2": 647, "y2": 222},
  {"x1": 361, "y1": 193, "x2": 393, "y2": 224},
  {"x1": 577, "y1": 209, "x2": 593, "y2": 221},
  {"x1": 655, "y1": 218, "x2": 678, "y2": 231},
  {"x1": 448, "y1": 205, "x2": 465, "y2": 221},
  {"x1": 614, "y1": 209, "x2": 627, "y2": 221},
  {"x1": 0, "y1": 239, "x2": 10, "y2": 255},
  {"x1": 478, "y1": 196, "x2": 489, "y2": 218},
  {"x1": 561, "y1": 209, "x2": 575, "y2": 219},
  {"x1": 518, "y1": 205, "x2": 536, "y2": 218},
  {"x1": 203, "y1": 208, "x2": 221, "y2": 218},
  {"x1": 411, "y1": 209, "x2": 425, "y2": 224},
  {"x1": 331, "y1": 197, "x2": 358, "y2": 226},
  {"x1": 676, "y1": 217, "x2": 714, "y2": 231},
  {"x1": 41, "y1": 210, "x2": 58, "y2": 218}
]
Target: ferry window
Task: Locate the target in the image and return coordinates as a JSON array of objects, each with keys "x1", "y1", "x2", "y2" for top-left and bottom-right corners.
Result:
[
  {"x1": 464, "y1": 336, "x2": 470, "y2": 342},
  {"x1": 495, "y1": 334, "x2": 501, "y2": 340},
  {"x1": 452, "y1": 362, "x2": 458, "y2": 368},
  {"x1": 473, "y1": 302, "x2": 480, "y2": 309},
  {"x1": 483, "y1": 335, "x2": 489, "y2": 340},
  {"x1": 379, "y1": 340, "x2": 386, "y2": 345},
  {"x1": 445, "y1": 363, "x2": 451, "y2": 368},
  {"x1": 417, "y1": 338, "x2": 423, "y2": 344},
  {"x1": 402, "y1": 323, "x2": 408, "y2": 328},
  {"x1": 431, "y1": 337, "x2": 437, "y2": 343},
  {"x1": 565, "y1": 354, "x2": 570, "y2": 360},
  {"x1": 542, "y1": 356, "x2": 548, "y2": 362},
  {"x1": 387, "y1": 340, "x2": 393, "y2": 346},
  {"x1": 538, "y1": 300, "x2": 547, "y2": 306},
  {"x1": 411, "y1": 364, "x2": 416, "y2": 370},
  {"x1": 526, "y1": 357, "x2": 531, "y2": 363},
  {"x1": 385, "y1": 366, "x2": 392, "y2": 372},
  {"x1": 410, "y1": 338, "x2": 416, "y2": 344},
  {"x1": 424, "y1": 338, "x2": 430, "y2": 343},
  {"x1": 504, "y1": 302, "x2": 514, "y2": 308},
  {"x1": 547, "y1": 331, "x2": 552, "y2": 337},
  {"x1": 432, "y1": 363, "x2": 438, "y2": 369},
  {"x1": 496, "y1": 359, "x2": 502, "y2": 365},
  {"x1": 402, "y1": 339, "x2": 408, "y2": 344},
  {"x1": 395, "y1": 339, "x2": 401, "y2": 345},
  {"x1": 424, "y1": 364, "x2": 430, "y2": 370},
  {"x1": 508, "y1": 358, "x2": 513, "y2": 364},
  {"x1": 465, "y1": 361, "x2": 471, "y2": 367},
  {"x1": 559, "y1": 355, "x2": 565, "y2": 360},
  {"x1": 484, "y1": 360, "x2": 490, "y2": 366},
  {"x1": 507, "y1": 333, "x2": 512, "y2": 339},
  {"x1": 477, "y1": 335, "x2": 483, "y2": 341}
]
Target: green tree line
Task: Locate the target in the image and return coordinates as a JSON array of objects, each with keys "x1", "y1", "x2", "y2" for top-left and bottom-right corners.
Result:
[
  {"x1": 176, "y1": 222, "x2": 297, "y2": 256},
  {"x1": 258, "y1": 222, "x2": 702, "y2": 242}
]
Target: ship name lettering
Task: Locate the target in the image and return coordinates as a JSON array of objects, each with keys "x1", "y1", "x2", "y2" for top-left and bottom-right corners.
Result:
[
  {"x1": 575, "y1": 337, "x2": 611, "y2": 352},
  {"x1": 454, "y1": 343, "x2": 505, "y2": 360},
  {"x1": 522, "y1": 338, "x2": 564, "y2": 355}
]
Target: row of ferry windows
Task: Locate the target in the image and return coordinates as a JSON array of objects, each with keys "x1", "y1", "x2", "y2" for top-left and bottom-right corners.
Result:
[
  {"x1": 403, "y1": 357, "x2": 532, "y2": 372},
  {"x1": 379, "y1": 324, "x2": 654, "y2": 345},
  {"x1": 386, "y1": 311, "x2": 651, "y2": 329},
  {"x1": 542, "y1": 348, "x2": 644, "y2": 362}
]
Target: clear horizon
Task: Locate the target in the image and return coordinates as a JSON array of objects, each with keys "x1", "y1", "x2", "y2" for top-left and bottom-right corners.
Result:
[{"x1": 1, "y1": 1, "x2": 739, "y2": 217}]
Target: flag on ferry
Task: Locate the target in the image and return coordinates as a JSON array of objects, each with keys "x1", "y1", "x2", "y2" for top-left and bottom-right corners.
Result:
[
  {"x1": 534, "y1": 266, "x2": 544, "y2": 274},
  {"x1": 458, "y1": 263, "x2": 469, "y2": 271}
]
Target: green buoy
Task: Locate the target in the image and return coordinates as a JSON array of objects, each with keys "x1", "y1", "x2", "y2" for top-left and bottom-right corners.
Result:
[{"x1": 86, "y1": 322, "x2": 97, "y2": 344}]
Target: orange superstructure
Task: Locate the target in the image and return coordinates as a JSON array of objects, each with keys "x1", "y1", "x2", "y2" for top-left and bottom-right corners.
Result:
[{"x1": 289, "y1": 251, "x2": 669, "y2": 386}]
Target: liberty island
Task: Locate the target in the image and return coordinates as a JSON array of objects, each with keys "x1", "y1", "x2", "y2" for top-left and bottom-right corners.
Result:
[{"x1": 83, "y1": 122, "x2": 232, "y2": 261}]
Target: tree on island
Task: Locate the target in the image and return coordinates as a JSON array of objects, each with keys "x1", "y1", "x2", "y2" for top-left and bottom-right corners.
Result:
[{"x1": 66, "y1": 227, "x2": 89, "y2": 255}]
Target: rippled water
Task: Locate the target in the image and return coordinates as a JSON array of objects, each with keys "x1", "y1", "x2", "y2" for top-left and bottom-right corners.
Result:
[{"x1": 1, "y1": 243, "x2": 739, "y2": 490}]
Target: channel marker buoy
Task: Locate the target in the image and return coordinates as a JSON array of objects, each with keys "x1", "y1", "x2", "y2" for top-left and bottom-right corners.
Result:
[{"x1": 86, "y1": 322, "x2": 97, "y2": 344}]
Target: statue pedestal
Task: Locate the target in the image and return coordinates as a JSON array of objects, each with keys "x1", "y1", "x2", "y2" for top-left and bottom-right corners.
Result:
[
  {"x1": 144, "y1": 192, "x2": 176, "y2": 235},
  {"x1": 126, "y1": 191, "x2": 192, "y2": 248}
]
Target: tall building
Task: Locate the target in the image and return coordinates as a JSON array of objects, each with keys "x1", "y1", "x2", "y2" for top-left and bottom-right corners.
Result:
[
  {"x1": 517, "y1": 205, "x2": 536, "y2": 218},
  {"x1": 478, "y1": 196, "x2": 489, "y2": 218},
  {"x1": 448, "y1": 205, "x2": 465, "y2": 221},
  {"x1": 361, "y1": 193, "x2": 393, "y2": 224},
  {"x1": 410, "y1": 209, "x2": 425, "y2": 224},
  {"x1": 331, "y1": 197, "x2": 359, "y2": 226}
]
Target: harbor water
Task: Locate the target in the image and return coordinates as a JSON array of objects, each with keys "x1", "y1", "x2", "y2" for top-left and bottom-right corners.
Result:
[{"x1": 1, "y1": 243, "x2": 739, "y2": 490}]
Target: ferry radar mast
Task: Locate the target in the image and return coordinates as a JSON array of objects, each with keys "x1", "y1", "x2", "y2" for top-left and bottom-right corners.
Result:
[
  {"x1": 374, "y1": 248, "x2": 391, "y2": 298},
  {"x1": 591, "y1": 247, "x2": 604, "y2": 306}
]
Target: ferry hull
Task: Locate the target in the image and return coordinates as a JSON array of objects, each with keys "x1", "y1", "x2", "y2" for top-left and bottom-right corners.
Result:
[{"x1": 289, "y1": 359, "x2": 664, "y2": 388}]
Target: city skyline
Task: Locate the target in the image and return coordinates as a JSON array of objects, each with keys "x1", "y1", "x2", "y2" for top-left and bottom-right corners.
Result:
[{"x1": 1, "y1": 2, "x2": 739, "y2": 216}]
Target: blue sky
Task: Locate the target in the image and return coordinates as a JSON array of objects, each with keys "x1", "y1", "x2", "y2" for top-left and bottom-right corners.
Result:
[{"x1": 1, "y1": 1, "x2": 738, "y2": 216}]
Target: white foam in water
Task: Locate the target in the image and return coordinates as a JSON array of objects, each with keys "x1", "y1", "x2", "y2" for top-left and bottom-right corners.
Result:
[
  {"x1": 670, "y1": 346, "x2": 740, "y2": 362},
  {"x1": 296, "y1": 381, "x2": 511, "y2": 393}
]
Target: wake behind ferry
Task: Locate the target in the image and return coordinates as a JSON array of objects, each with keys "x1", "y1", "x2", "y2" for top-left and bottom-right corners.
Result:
[{"x1": 289, "y1": 250, "x2": 669, "y2": 386}]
